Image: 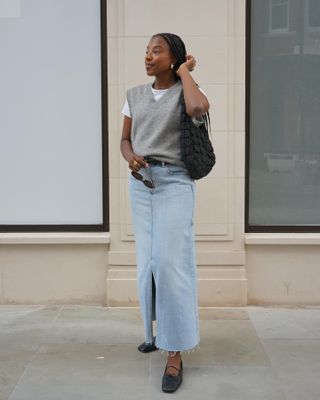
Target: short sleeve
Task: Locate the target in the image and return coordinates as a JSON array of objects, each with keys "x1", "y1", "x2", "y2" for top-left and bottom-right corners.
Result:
[{"x1": 122, "y1": 98, "x2": 131, "y2": 118}]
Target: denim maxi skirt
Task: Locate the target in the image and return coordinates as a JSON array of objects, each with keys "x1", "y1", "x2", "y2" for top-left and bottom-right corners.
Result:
[{"x1": 129, "y1": 162, "x2": 200, "y2": 352}]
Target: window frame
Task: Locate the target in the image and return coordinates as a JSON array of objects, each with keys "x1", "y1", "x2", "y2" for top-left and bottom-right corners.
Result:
[
  {"x1": 306, "y1": 0, "x2": 320, "y2": 32},
  {"x1": 245, "y1": 0, "x2": 320, "y2": 233},
  {"x1": 268, "y1": 0, "x2": 290, "y2": 34},
  {"x1": 0, "y1": 0, "x2": 109, "y2": 233}
]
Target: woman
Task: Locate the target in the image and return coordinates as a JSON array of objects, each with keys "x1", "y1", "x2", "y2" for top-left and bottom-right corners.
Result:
[{"x1": 120, "y1": 33, "x2": 209, "y2": 393}]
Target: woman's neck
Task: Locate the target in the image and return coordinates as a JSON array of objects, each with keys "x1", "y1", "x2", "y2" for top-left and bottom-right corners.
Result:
[{"x1": 152, "y1": 75, "x2": 177, "y2": 90}]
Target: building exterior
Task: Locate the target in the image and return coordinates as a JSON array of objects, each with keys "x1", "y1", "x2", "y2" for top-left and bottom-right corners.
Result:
[{"x1": 0, "y1": 0, "x2": 319, "y2": 306}]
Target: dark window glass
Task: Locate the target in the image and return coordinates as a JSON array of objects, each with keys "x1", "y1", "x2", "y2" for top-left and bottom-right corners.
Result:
[
  {"x1": 309, "y1": 0, "x2": 320, "y2": 28},
  {"x1": 271, "y1": 0, "x2": 288, "y2": 30},
  {"x1": 248, "y1": 0, "x2": 320, "y2": 229}
]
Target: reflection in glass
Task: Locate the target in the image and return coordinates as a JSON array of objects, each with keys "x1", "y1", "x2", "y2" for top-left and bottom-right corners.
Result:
[
  {"x1": 270, "y1": 0, "x2": 289, "y2": 31},
  {"x1": 249, "y1": 0, "x2": 320, "y2": 226}
]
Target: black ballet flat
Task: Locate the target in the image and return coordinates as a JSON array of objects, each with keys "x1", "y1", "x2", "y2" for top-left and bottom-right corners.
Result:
[
  {"x1": 162, "y1": 360, "x2": 183, "y2": 393},
  {"x1": 137, "y1": 336, "x2": 158, "y2": 353}
]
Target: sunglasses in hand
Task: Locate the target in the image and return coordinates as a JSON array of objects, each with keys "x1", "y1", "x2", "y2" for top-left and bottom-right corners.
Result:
[{"x1": 131, "y1": 169, "x2": 155, "y2": 188}]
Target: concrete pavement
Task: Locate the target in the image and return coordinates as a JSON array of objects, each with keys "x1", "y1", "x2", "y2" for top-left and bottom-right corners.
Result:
[{"x1": 1, "y1": 305, "x2": 320, "y2": 399}]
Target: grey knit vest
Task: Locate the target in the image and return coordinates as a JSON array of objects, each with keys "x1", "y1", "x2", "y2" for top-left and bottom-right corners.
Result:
[{"x1": 126, "y1": 80, "x2": 185, "y2": 166}]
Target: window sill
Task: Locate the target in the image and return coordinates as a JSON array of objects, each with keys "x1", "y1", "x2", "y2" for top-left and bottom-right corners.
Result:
[
  {"x1": 0, "y1": 232, "x2": 110, "y2": 245},
  {"x1": 245, "y1": 233, "x2": 320, "y2": 245}
]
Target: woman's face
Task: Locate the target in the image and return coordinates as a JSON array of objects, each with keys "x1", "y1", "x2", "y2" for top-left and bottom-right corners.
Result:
[{"x1": 145, "y1": 36, "x2": 175, "y2": 76}]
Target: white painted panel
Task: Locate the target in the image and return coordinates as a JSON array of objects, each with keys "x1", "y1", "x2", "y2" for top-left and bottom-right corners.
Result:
[{"x1": 0, "y1": 0, "x2": 103, "y2": 224}]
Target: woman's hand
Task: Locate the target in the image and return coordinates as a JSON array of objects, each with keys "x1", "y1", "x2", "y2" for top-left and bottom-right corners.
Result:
[
  {"x1": 175, "y1": 54, "x2": 210, "y2": 117},
  {"x1": 128, "y1": 154, "x2": 149, "y2": 172},
  {"x1": 176, "y1": 54, "x2": 197, "y2": 77}
]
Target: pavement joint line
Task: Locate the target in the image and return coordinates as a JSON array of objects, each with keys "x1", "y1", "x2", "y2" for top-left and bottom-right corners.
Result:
[{"x1": 7, "y1": 305, "x2": 64, "y2": 400}]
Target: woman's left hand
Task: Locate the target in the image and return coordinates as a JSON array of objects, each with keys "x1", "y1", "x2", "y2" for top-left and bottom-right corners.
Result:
[{"x1": 176, "y1": 54, "x2": 196, "y2": 76}]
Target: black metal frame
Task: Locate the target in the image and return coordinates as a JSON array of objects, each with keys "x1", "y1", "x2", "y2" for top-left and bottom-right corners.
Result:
[
  {"x1": 0, "y1": 0, "x2": 109, "y2": 233},
  {"x1": 245, "y1": 0, "x2": 320, "y2": 232}
]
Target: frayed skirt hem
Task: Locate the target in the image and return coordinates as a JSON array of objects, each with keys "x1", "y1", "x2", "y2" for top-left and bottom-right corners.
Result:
[{"x1": 157, "y1": 341, "x2": 201, "y2": 356}]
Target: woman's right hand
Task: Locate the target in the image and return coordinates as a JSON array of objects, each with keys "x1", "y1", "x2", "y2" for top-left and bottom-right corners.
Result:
[{"x1": 128, "y1": 154, "x2": 149, "y2": 172}]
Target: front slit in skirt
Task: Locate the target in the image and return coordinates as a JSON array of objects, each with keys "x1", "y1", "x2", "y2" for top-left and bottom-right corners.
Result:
[{"x1": 129, "y1": 163, "x2": 200, "y2": 352}]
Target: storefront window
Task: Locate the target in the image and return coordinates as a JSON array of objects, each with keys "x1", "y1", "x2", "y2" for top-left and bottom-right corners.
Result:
[
  {"x1": 247, "y1": 0, "x2": 320, "y2": 230},
  {"x1": 0, "y1": 0, "x2": 108, "y2": 232}
]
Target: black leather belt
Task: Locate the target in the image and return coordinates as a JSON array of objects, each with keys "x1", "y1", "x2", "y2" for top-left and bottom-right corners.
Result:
[{"x1": 144, "y1": 156, "x2": 169, "y2": 166}]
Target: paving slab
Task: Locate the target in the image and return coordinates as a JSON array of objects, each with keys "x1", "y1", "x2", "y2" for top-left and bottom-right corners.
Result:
[
  {"x1": 7, "y1": 344, "x2": 150, "y2": 400},
  {"x1": 42, "y1": 306, "x2": 144, "y2": 345},
  {"x1": 148, "y1": 364, "x2": 287, "y2": 400},
  {"x1": 0, "y1": 307, "x2": 45, "y2": 326},
  {"x1": 261, "y1": 339, "x2": 320, "y2": 400},
  {"x1": 194, "y1": 319, "x2": 270, "y2": 366},
  {"x1": 0, "y1": 306, "x2": 61, "y2": 400},
  {"x1": 247, "y1": 307, "x2": 320, "y2": 339},
  {"x1": 0, "y1": 348, "x2": 36, "y2": 400}
]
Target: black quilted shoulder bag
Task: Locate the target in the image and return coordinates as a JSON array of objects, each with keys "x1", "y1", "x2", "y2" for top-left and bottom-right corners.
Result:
[{"x1": 180, "y1": 93, "x2": 216, "y2": 180}]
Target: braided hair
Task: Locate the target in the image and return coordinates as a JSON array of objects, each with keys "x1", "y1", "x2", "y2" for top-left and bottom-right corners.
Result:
[
  {"x1": 152, "y1": 33, "x2": 211, "y2": 134},
  {"x1": 152, "y1": 33, "x2": 187, "y2": 78}
]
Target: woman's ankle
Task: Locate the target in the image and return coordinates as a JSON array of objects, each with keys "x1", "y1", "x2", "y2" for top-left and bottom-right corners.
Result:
[{"x1": 168, "y1": 351, "x2": 181, "y2": 358}]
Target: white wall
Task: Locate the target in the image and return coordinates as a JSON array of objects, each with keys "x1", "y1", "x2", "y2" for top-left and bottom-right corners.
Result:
[{"x1": 247, "y1": 244, "x2": 320, "y2": 305}]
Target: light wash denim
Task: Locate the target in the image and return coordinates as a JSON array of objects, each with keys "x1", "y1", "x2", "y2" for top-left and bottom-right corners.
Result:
[{"x1": 129, "y1": 163, "x2": 200, "y2": 352}]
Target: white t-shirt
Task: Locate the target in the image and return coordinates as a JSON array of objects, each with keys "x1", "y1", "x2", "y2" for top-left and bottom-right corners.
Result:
[{"x1": 122, "y1": 86, "x2": 206, "y2": 126}]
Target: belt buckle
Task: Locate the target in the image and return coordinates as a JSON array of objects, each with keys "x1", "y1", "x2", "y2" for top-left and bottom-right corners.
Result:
[
  {"x1": 144, "y1": 156, "x2": 166, "y2": 167},
  {"x1": 144, "y1": 156, "x2": 153, "y2": 163}
]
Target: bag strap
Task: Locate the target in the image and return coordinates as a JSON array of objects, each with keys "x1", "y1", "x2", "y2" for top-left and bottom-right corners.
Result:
[
  {"x1": 179, "y1": 90, "x2": 212, "y2": 139},
  {"x1": 179, "y1": 91, "x2": 187, "y2": 114}
]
